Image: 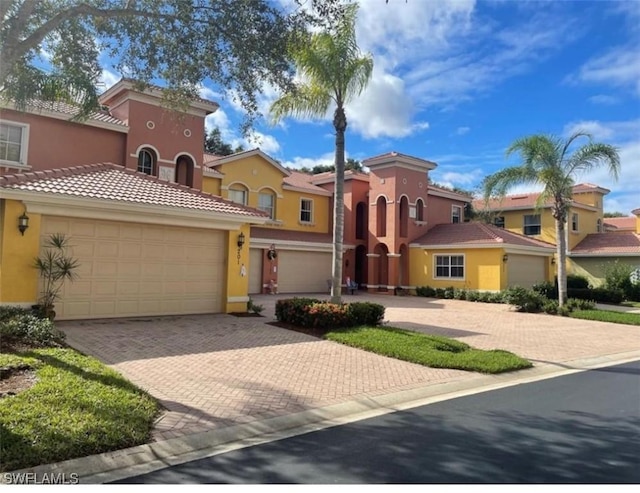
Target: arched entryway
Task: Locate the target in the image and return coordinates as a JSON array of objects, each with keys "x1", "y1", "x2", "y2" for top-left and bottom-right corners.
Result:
[
  {"x1": 373, "y1": 243, "x2": 389, "y2": 291},
  {"x1": 175, "y1": 155, "x2": 194, "y2": 187},
  {"x1": 355, "y1": 244, "x2": 367, "y2": 287},
  {"x1": 398, "y1": 243, "x2": 409, "y2": 286}
]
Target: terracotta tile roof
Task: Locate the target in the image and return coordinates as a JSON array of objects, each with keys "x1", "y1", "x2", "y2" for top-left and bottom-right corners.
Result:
[
  {"x1": 250, "y1": 227, "x2": 332, "y2": 244},
  {"x1": 603, "y1": 217, "x2": 636, "y2": 231},
  {"x1": 308, "y1": 169, "x2": 370, "y2": 184},
  {"x1": 473, "y1": 184, "x2": 603, "y2": 212},
  {"x1": 571, "y1": 232, "x2": 640, "y2": 255},
  {"x1": 203, "y1": 153, "x2": 224, "y2": 165},
  {"x1": 413, "y1": 222, "x2": 555, "y2": 250},
  {"x1": 0, "y1": 163, "x2": 267, "y2": 217},
  {"x1": 24, "y1": 99, "x2": 127, "y2": 127},
  {"x1": 283, "y1": 171, "x2": 330, "y2": 192},
  {"x1": 572, "y1": 183, "x2": 610, "y2": 194}
]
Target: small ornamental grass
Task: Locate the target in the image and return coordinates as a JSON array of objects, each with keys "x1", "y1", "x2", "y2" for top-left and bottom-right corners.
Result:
[
  {"x1": 325, "y1": 326, "x2": 532, "y2": 374},
  {"x1": 0, "y1": 348, "x2": 159, "y2": 472}
]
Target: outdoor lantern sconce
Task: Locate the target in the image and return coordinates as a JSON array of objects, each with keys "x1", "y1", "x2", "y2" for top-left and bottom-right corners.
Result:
[
  {"x1": 18, "y1": 212, "x2": 29, "y2": 236},
  {"x1": 551, "y1": 257, "x2": 556, "y2": 265},
  {"x1": 267, "y1": 243, "x2": 277, "y2": 261},
  {"x1": 236, "y1": 232, "x2": 245, "y2": 264},
  {"x1": 502, "y1": 253, "x2": 509, "y2": 262}
]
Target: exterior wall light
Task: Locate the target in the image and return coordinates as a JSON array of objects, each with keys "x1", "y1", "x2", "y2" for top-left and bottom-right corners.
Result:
[
  {"x1": 551, "y1": 257, "x2": 556, "y2": 265},
  {"x1": 18, "y1": 212, "x2": 29, "y2": 236},
  {"x1": 236, "y1": 232, "x2": 245, "y2": 264},
  {"x1": 502, "y1": 253, "x2": 509, "y2": 262}
]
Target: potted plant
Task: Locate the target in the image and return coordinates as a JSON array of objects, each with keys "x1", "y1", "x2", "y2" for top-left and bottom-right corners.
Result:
[{"x1": 33, "y1": 233, "x2": 79, "y2": 320}]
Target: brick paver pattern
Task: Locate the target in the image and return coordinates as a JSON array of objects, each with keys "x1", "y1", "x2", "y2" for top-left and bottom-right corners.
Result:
[{"x1": 60, "y1": 294, "x2": 640, "y2": 441}]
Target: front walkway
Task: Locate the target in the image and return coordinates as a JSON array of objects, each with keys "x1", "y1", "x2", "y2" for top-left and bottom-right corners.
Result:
[{"x1": 60, "y1": 293, "x2": 640, "y2": 441}]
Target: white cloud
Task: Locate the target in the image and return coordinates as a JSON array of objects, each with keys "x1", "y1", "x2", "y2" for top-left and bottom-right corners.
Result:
[
  {"x1": 204, "y1": 108, "x2": 233, "y2": 137},
  {"x1": 455, "y1": 126, "x2": 470, "y2": 136},
  {"x1": 588, "y1": 94, "x2": 619, "y2": 105},
  {"x1": 281, "y1": 152, "x2": 336, "y2": 171},
  {"x1": 98, "y1": 69, "x2": 120, "y2": 92},
  {"x1": 563, "y1": 119, "x2": 640, "y2": 214},
  {"x1": 242, "y1": 131, "x2": 281, "y2": 155},
  {"x1": 198, "y1": 84, "x2": 223, "y2": 102},
  {"x1": 571, "y1": 45, "x2": 640, "y2": 97}
]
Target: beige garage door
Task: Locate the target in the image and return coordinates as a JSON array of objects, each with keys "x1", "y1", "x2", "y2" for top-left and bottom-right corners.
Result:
[
  {"x1": 507, "y1": 254, "x2": 546, "y2": 288},
  {"x1": 41, "y1": 217, "x2": 225, "y2": 320},
  {"x1": 249, "y1": 248, "x2": 263, "y2": 294},
  {"x1": 278, "y1": 250, "x2": 332, "y2": 293}
]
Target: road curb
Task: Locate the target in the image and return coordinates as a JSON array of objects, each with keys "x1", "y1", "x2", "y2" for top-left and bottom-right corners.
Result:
[{"x1": 6, "y1": 349, "x2": 640, "y2": 484}]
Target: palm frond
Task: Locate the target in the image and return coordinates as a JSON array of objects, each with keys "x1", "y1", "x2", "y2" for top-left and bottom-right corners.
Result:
[
  {"x1": 482, "y1": 165, "x2": 539, "y2": 201},
  {"x1": 270, "y1": 84, "x2": 332, "y2": 123},
  {"x1": 565, "y1": 142, "x2": 621, "y2": 180}
]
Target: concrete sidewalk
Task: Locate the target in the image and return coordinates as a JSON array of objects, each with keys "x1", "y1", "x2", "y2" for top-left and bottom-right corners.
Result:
[{"x1": 32, "y1": 293, "x2": 640, "y2": 482}]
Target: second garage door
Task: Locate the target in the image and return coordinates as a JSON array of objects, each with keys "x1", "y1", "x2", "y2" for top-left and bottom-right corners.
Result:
[
  {"x1": 507, "y1": 254, "x2": 546, "y2": 289},
  {"x1": 41, "y1": 216, "x2": 226, "y2": 320},
  {"x1": 277, "y1": 250, "x2": 332, "y2": 293}
]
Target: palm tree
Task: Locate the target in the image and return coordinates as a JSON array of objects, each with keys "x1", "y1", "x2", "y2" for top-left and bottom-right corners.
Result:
[
  {"x1": 270, "y1": 4, "x2": 373, "y2": 303},
  {"x1": 483, "y1": 132, "x2": 620, "y2": 306}
]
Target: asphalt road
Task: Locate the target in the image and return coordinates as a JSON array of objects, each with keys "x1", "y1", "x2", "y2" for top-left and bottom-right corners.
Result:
[{"x1": 119, "y1": 360, "x2": 640, "y2": 484}]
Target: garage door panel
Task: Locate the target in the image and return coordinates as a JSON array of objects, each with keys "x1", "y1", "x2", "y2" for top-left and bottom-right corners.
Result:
[
  {"x1": 278, "y1": 250, "x2": 332, "y2": 293},
  {"x1": 42, "y1": 217, "x2": 225, "y2": 320},
  {"x1": 508, "y1": 254, "x2": 546, "y2": 288}
]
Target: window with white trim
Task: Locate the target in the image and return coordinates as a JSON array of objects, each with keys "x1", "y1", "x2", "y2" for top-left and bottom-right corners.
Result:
[
  {"x1": 523, "y1": 214, "x2": 541, "y2": 235},
  {"x1": 258, "y1": 191, "x2": 275, "y2": 219},
  {"x1": 0, "y1": 121, "x2": 28, "y2": 166},
  {"x1": 300, "y1": 198, "x2": 313, "y2": 223},
  {"x1": 434, "y1": 255, "x2": 464, "y2": 279},
  {"x1": 571, "y1": 213, "x2": 579, "y2": 232},
  {"x1": 228, "y1": 186, "x2": 248, "y2": 205},
  {"x1": 452, "y1": 205, "x2": 462, "y2": 224},
  {"x1": 137, "y1": 148, "x2": 156, "y2": 175}
]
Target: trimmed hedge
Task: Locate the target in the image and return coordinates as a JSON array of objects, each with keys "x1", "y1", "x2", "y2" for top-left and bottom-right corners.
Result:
[
  {"x1": 416, "y1": 286, "x2": 505, "y2": 304},
  {"x1": 0, "y1": 312, "x2": 66, "y2": 349},
  {"x1": 275, "y1": 298, "x2": 385, "y2": 329}
]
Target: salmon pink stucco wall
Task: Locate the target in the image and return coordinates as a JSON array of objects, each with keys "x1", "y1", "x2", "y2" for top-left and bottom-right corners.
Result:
[{"x1": 0, "y1": 108, "x2": 126, "y2": 173}]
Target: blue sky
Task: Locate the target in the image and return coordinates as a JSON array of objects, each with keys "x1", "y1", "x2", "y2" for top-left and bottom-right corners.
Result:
[{"x1": 102, "y1": 0, "x2": 640, "y2": 214}]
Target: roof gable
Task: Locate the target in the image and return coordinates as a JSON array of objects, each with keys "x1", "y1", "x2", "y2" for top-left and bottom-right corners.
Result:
[{"x1": 208, "y1": 148, "x2": 291, "y2": 177}]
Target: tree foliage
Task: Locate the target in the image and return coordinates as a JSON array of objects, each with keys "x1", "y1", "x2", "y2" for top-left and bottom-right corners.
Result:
[
  {"x1": 299, "y1": 158, "x2": 364, "y2": 175},
  {"x1": 271, "y1": 3, "x2": 373, "y2": 303},
  {"x1": 204, "y1": 127, "x2": 243, "y2": 156},
  {"x1": 482, "y1": 132, "x2": 620, "y2": 306},
  {"x1": 0, "y1": 0, "x2": 341, "y2": 126},
  {"x1": 603, "y1": 211, "x2": 628, "y2": 218}
]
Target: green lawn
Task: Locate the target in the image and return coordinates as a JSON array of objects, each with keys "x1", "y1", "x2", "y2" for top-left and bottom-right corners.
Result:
[
  {"x1": 0, "y1": 348, "x2": 159, "y2": 472},
  {"x1": 569, "y1": 310, "x2": 640, "y2": 326},
  {"x1": 325, "y1": 326, "x2": 532, "y2": 374},
  {"x1": 621, "y1": 301, "x2": 640, "y2": 309}
]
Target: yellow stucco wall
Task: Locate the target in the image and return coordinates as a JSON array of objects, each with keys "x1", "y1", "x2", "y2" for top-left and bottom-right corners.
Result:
[
  {"x1": 501, "y1": 209, "x2": 556, "y2": 245},
  {"x1": 567, "y1": 208, "x2": 600, "y2": 250},
  {"x1": 202, "y1": 176, "x2": 221, "y2": 196},
  {"x1": 409, "y1": 247, "x2": 505, "y2": 291},
  {"x1": 214, "y1": 155, "x2": 330, "y2": 233},
  {"x1": 0, "y1": 200, "x2": 41, "y2": 304},
  {"x1": 224, "y1": 223, "x2": 252, "y2": 313}
]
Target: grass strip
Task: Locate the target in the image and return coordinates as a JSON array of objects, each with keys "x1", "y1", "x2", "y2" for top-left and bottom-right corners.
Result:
[
  {"x1": 569, "y1": 310, "x2": 640, "y2": 326},
  {"x1": 325, "y1": 326, "x2": 532, "y2": 374}
]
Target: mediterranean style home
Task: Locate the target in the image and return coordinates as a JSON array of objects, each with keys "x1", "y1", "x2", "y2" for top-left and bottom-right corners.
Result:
[
  {"x1": 474, "y1": 189, "x2": 640, "y2": 286},
  {"x1": 1, "y1": 80, "x2": 559, "y2": 320}
]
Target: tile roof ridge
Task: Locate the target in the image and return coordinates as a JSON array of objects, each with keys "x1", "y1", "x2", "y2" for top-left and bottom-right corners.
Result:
[{"x1": 475, "y1": 222, "x2": 504, "y2": 242}]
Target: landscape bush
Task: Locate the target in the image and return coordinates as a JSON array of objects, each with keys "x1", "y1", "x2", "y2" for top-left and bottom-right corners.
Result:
[
  {"x1": 565, "y1": 274, "x2": 590, "y2": 289},
  {"x1": 603, "y1": 261, "x2": 634, "y2": 297},
  {"x1": 503, "y1": 286, "x2": 546, "y2": 313},
  {"x1": 0, "y1": 313, "x2": 66, "y2": 349},
  {"x1": 275, "y1": 298, "x2": 385, "y2": 329}
]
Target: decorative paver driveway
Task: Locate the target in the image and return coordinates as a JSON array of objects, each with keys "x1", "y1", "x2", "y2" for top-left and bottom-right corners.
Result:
[{"x1": 60, "y1": 294, "x2": 640, "y2": 441}]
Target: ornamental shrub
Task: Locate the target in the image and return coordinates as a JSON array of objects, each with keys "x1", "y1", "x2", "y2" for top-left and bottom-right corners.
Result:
[
  {"x1": 503, "y1": 286, "x2": 546, "y2": 313},
  {"x1": 0, "y1": 313, "x2": 65, "y2": 349},
  {"x1": 275, "y1": 298, "x2": 385, "y2": 329},
  {"x1": 415, "y1": 286, "x2": 436, "y2": 297},
  {"x1": 347, "y1": 302, "x2": 385, "y2": 326}
]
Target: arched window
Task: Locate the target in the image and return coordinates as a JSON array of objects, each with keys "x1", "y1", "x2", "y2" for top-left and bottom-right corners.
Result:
[
  {"x1": 258, "y1": 190, "x2": 276, "y2": 219},
  {"x1": 229, "y1": 184, "x2": 248, "y2": 205},
  {"x1": 399, "y1": 196, "x2": 409, "y2": 237},
  {"x1": 355, "y1": 202, "x2": 366, "y2": 240},
  {"x1": 376, "y1": 196, "x2": 387, "y2": 237},
  {"x1": 137, "y1": 148, "x2": 156, "y2": 175},
  {"x1": 415, "y1": 198, "x2": 424, "y2": 221},
  {"x1": 175, "y1": 154, "x2": 194, "y2": 187}
]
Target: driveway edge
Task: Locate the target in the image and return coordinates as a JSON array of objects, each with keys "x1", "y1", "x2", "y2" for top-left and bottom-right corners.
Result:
[{"x1": 6, "y1": 349, "x2": 640, "y2": 484}]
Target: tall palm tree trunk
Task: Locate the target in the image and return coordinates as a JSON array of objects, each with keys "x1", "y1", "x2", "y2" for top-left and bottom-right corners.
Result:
[
  {"x1": 330, "y1": 105, "x2": 347, "y2": 303},
  {"x1": 556, "y1": 218, "x2": 568, "y2": 306}
]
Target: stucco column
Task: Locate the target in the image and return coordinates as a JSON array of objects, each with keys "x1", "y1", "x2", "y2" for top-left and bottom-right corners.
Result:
[
  {"x1": 366, "y1": 253, "x2": 380, "y2": 293},
  {"x1": 387, "y1": 253, "x2": 401, "y2": 292}
]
